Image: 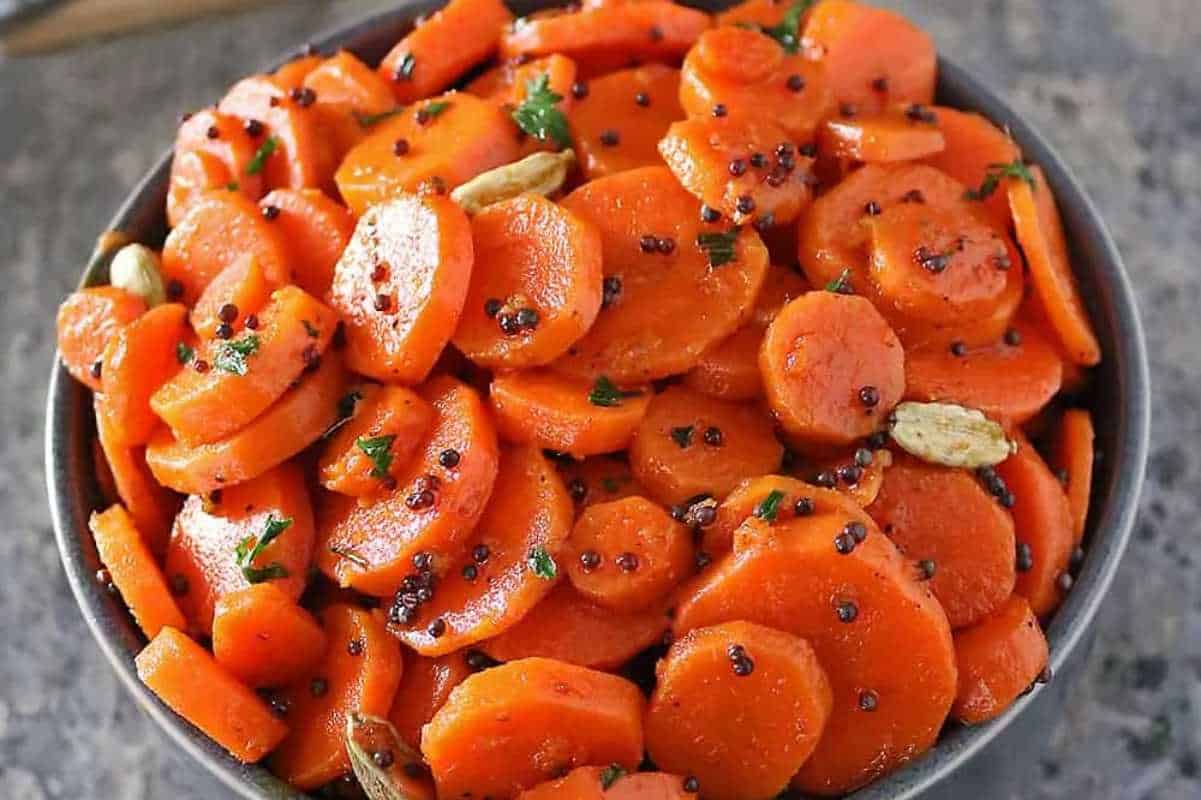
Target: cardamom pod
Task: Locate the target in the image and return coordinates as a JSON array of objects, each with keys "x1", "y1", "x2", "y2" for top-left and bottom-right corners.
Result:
[
  {"x1": 889, "y1": 401, "x2": 1016, "y2": 469},
  {"x1": 109, "y1": 243, "x2": 166, "y2": 307},
  {"x1": 450, "y1": 149, "x2": 575, "y2": 215}
]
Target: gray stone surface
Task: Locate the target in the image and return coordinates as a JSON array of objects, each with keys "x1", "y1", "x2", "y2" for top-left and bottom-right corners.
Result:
[{"x1": 1, "y1": 1, "x2": 1197, "y2": 797}]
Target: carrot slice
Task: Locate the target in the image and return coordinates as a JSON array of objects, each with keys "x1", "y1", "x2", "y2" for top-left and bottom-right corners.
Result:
[
  {"x1": 301, "y1": 50, "x2": 396, "y2": 156},
  {"x1": 1050, "y1": 408, "x2": 1094, "y2": 544},
  {"x1": 520, "y1": 767, "x2": 698, "y2": 799},
  {"x1": 646, "y1": 621, "x2": 833, "y2": 800},
  {"x1": 422, "y1": 657, "x2": 645, "y2": 798},
  {"x1": 328, "y1": 193, "x2": 473, "y2": 384},
  {"x1": 97, "y1": 303, "x2": 189, "y2": 446},
  {"x1": 166, "y1": 150, "x2": 237, "y2": 230},
  {"x1": 604, "y1": 773, "x2": 698, "y2": 799},
  {"x1": 379, "y1": 0, "x2": 513, "y2": 104},
  {"x1": 317, "y1": 376, "x2": 500, "y2": 596},
  {"x1": 705, "y1": 476, "x2": 865, "y2": 559},
  {"x1": 212, "y1": 582, "x2": 327, "y2": 688},
  {"x1": 90, "y1": 505, "x2": 187, "y2": 639},
  {"x1": 760, "y1": 291, "x2": 904, "y2": 447},
  {"x1": 163, "y1": 461, "x2": 314, "y2": 635},
  {"x1": 1009, "y1": 165, "x2": 1102, "y2": 366},
  {"x1": 136, "y1": 627, "x2": 288, "y2": 762},
  {"x1": 189, "y1": 255, "x2": 275, "y2": 340},
  {"x1": 271, "y1": 54, "x2": 323, "y2": 89},
  {"x1": 388, "y1": 651, "x2": 473, "y2": 751},
  {"x1": 57, "y1": 286, "x2": 146, "y2": 391},
  {"x1": 803, "y1": 445, "x2": 893, "y2": 509},
  {"x1": 489, "y1": 370, "x2": 651, "y2": 458},
  {"x1": 556, "y1": 166, "x2": 770, "y2": 382},
  {"x1": 168, "y1": 108, "x2": 266, "y2": 225},
  {"x1": 259, "y1": 188, "x2": 355, "y2": 299},
  {"x1": 820, "y1": 104, "x2": 946, "y2": 162},
  {"x1": 145, "y1": 351, "x2": 348, "y2": 494},
  {"x1": 469, "y1": 52, "x2": 578, "y2": 110},
  {"x1": 271, "y1": 604, "x2": 404, "y2": 790},
  {"x1": 715, "y1": 0, "x2": 801, "y2": 29},
  {"x1": 952, "y1": 596, "x2": 1049, "y2": 725},
  {"x1": 555, "y1": 455, "x2": 649, "y2": 513},
  {"x1": 923, "y1": 107, "x2": 1020, "y2": 233},
  {"x1": 629, "y1": 385, "x2": 783, "y2": 505},
  {"x1": 453, "y1": 194, "x2": 603, "y2": 368}
]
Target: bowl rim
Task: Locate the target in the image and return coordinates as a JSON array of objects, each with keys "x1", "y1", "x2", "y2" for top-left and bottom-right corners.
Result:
[{"x1": 44, "y1": 2, "x2": 1150, "y2": 798}]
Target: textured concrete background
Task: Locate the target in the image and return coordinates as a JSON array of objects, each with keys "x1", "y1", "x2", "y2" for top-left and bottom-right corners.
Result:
[{"x1": 1, "y1": 1, "x2": 1198, "y2": 797}]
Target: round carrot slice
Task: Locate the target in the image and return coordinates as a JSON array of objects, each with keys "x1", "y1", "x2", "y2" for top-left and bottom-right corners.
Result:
[
  {"x1": 704, "y1": 476, "x2": 865, "y2": 558},
  {"x1": 952, "y1": 596, "x2": 1049, "y2": 725},
  {"x1": 715, "y1": 0, "x2": 803, "y2": 29},
  {"x1": 388, "y1": 651, "x2": 473, "y2": 751},
  {"x1": 1050, "y1": 408, "x2": 1094, "y2": 544},
  {"x1": 259, "y1": 188, "x2": 355, "y2": 299},
  {"x1": 520, "y1": 767, "x2": 698, "y2": 799},
  {"x1": 630, "y1": 385, "x2": 783, "y2": 505},
  {"x1": 301, "y1": 50, "x2": 396, "y2": 157},
  {"x1": 189, "y1": 254, "x2": 275, "y2": 340},
  {"x1": 646, "y1": 621, "x2": 833, "y2": 800},
  {"x1": 923, "y1": 106, "x2": 1020, "y2": 233},
  {"x1": 271, "y1": 54, "x2": 323, "y2": 89},
  {"x1": 212, "y1": 582, "x2": 327, "y2": 688},
  {"x1": 98, "y1": 302, "x2": 189, "y2": 447},
  {"x1": 760, "y1": 291, "x2": 904, "y2": 447},
  {"x1": 56, "y1": 286, "x2": 146, "y2": 391},
  {"x1": 555, "y1": 455, "x2": 648, "y2": 513},
  {"x1": 820, "y1": 104, "x2": 946, "y2": 163},
  {"x1": 556, "y1": 167, "x2": 770, "y2": 383},
  {"x1": 805, "y1": 445, "x2": 893, "y2": 509},
  {"x1": 90, "y1": 504, "x2": 187, "y2": 640},
  {"x1": 468, "y1": 53, "x2": 577, "y2": 110},
  {"x1": 328, "y1": 193, "x2": 473, "y2": 384},
  {"x1": 166, "y1": 150, "x2": 236, "y2": 229},
  {"x1": 453, "y1": 194, "x2": 603, "y2": 368},
  {"x1": 168, "y1": 108, "x2": 266, "y2": 225}
]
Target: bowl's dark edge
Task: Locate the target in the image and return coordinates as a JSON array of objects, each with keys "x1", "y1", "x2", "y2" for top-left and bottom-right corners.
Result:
[{"x1": 43, "y1": 3, "x2": 1150, "y2": 798}]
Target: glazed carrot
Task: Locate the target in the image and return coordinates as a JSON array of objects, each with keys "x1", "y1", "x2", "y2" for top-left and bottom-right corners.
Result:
[
  {"x1": 90, "y1": 505, "x2": 186, "y2": 639},
  {"x1": 317, "y1": 376, "x2": 500, "y2": 597},
  {"x1": 629, "y1": 385, "x2": 783, "y2": 505},
  {"x1": 1009, "y1": 165, "x2": 1102, "y2": 366},
  {"x1": 568, "y1": 65, "x2": 684, "y2": 180},
  {"x1": 481, "y1": 582, "x2": 671, "y2": 670},
  {"x1": 555, "y1": 455, "x2": 649, "y2": 512},
  {"x1": 212, "y1": 583, "x2": 327, "y2": 688},
  {"x1": 952, "y1": 596, "x2": 1049, "y2": 725},
  {"x1": 300, "y1": 50, "x2": 396, "y2": 156},
  {"x1": 1050, "y1": 408, "x2": 1095, "y2": 544},
  {"x1": 259, "y1": 188, "x2": 355, "y2": 299},
  {"x1": 335, "y1": 91, "x2": 521, "y2": 217},
  {"x1": 556, "y1": 167, "x2": 769, "y2": 383},
  {"x1": 145, "y1": 351, "x2": 348, "y2": 494},
  {"x1": 97, "y1": 303, "x2": 189, "y2": 446},
  {"x1": 820, "y1": 104, "x2": 946, "y2": 162},
  {"x1": 452, "y1": 194, "x2": 603, "y2": 368},
  {"x1": 673, "y1": 512, "x2": 956, "y2": 796},
  {"x1": 422, "y1": 657, "x2": 645, "y2": 799},
  {"x1": 56, "y1": 286, "x2": 146, "y2": 391},
  {"x1": 388, "y1": 446, "x2": 573, "y2": 654},
  {"x1": 996, "y1": 434, "x2": 1075, "y2": 617},
  {"x1": 520, "y1": 767, "x2": 698, "y2": 799},
  {"x1": 704, "y1": 476, "x2": 863, "y2": 558},
  {"x1": 388, "y1": 651, "x2": 473, "y2": 751},
  {"x1": 189, "y1": 255, "x2": 275, "y2": 340},
  {"x1": 163, "y1": 461, "x2": 314, "y2": 634},
  {"x1": 160, "y1": 190, "x2": 291, "y2": 305},
  {"x1": 760, "y1": 291, "x2": 904, "y2": 447},
  {"x1": 169, "y1": 108, "x2": 267, "y2": 222},
  {"x1": 328, "y1": 193, "x2": 473, "y2": 384},
  {"x1": 646, "y1": 621, "x2": 833, "y2": 800},
  {"x1": 468, "y1": 53, "x2": 578, "y2": 112},
  {"x1": 318, "y1": 384, "x2": 435, "y2": 498},
  {"x1": 136, "y1": 627, "x2": 289, "y2": 763},
  {"x1": 923, "y1": 107, "x2": 1020, "y2": 233},
  {"x1": 489, "y1": 371, "x2": 651, "y2": 458},
  {"x1": 152, "y1": 286, "x2": 338, "y2": 446},
  {"x1": 715, "y1": 0, "x2": 800, "y2": 28},
  {"x1": 272, "y1": 54, "x2": 323, "y2": 89},
  {"x1": 379, "y1": 0, "x2": 513, "y2": 104},
  {"x1": 807, "y1": 445, "x2": 893, "y2": 509},
  {"x1": 271, "y1": 604, "x2": 404, "y2": 790},
  {"x1": 166, "y1": 150, "x2": 237, "y2": 230},
  {"x1": 604, "y1": 773, "x2": 698, "y2": 800}
]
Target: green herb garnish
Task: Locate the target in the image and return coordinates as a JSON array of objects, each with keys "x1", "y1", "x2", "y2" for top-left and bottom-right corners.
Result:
[
  {"x1": 421, "y1": 100, "x2": 450, "y2": 119},
  {"x1": 671, "y1": 425, "x2": 695, "y2": 449},
  {"x1": 329, "y1": 545, "x2": 369, "y2": 569},
  {"x1": 225, "y1": 181, "x2": 240, "y2": 192},
  {"x1": 588, "y1": 375, "x2": 642, "y2": 407},
  {"x1": 353, "y1": 107, "x2": 404, "y2": 127},
  {"x1": 175, "y1": 342, "x2": 194, "y2": 365},
  {"x1": 245, "y1": 137, "x2": 278, "y2": 176},
  {"x1": 753, "y1": 489, "x2": 786, "y2": 522},
  {"x1": 964, "y1": 159, "x2": 1036, "y2": 200},
  {"x1": 235, "y1": 515, "x2": 293, "y2": 583},
  {"x1": 599, "y1": 764, "x2": 627, "y2": 790},
  {"x1": 212, "y1": 333, "x2": 260, "y2": 375},
  {"x1": 824, "y1": 268, "x2": 853, "y2": 294},
  {"x1": 696, "y1": 229, "x2": 739, "y2": 268},
  {"x1": 356, "y1": 434, "x2": 397, "y2": 478},
  {"x1": 762, "y1": 0, "x2": 817, "y2": 53},
  {"x1": 323, "y1": 389, "x2": 363, "y2": 439},
  {"x1": 511, "y1": 74, "x2": 572, "y2": 149},
  {"x1": 528, "y1": 546, "x2": 557, "y2": 580}
]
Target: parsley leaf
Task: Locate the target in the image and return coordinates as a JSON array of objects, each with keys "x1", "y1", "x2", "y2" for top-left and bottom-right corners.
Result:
[
  {"x1": 329, "y1": 544, "x2": 369, "y2": 569},
  {"x1": 528, "y1": 546, "x2": 557, "y2": 580},
  {"x1": 396, "y1": 52, "x2": 417, "y2": 81},
  {"x1": 175, "y1": 342, "x2": 194, "y2": 365},
  {"x1": 671, "y1": 425, "x2": 695, "y2": 449},
  {"x1": 964, "y1": 159, "x2": 1036, "y2": 200},
  {"x1": 235, "y1": 515, "x2": 293, "y2": 583},
  {"x1": 588, "y1": 375, "x2": 642, "y2": 407},
  {"x1": 753, "y1": 489, "x2": 786, "y2": 522},
  {"x1": 212, "y1": 334, "x2": 260, "y2": 375},
  {"x1": 421, "y1": 100, "x2": 450, "y2": 119},
  {"x1": 323, "y1": 390, "x2": 362, "y2": 439},
  {"x1": 353, "y1": 107, "x2": 404, "y2": 127},
  {"x1": 245, "y1": 136, "x2": 278, "y2": 176},
  {"x1": 511, "y1": 74, "x2": 572, "y2": 149},
  {"x1": 824, "y1": 268, "x2": 853, "y2": 294},
  {"x1": 599, "y1": 764, "x2": 627, "y2": 790},
  {"x1": 225, "y1": 181, "x2": 240, "y2": 192},
  {"x1": 762, "y1": 0, "x2": 816, "y2": 53},
  {"x1": 696, "y1": 229, "x2": 739, "y2": 268},
  {"x1": 356, "y1": 434, "x2": 397, "y2": 478}
]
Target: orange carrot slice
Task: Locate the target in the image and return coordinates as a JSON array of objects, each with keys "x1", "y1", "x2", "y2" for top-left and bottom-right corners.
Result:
[
  {"x1": 923, "y1": 106, "x2": 1020, "y2": 233},
  {"x1": 97, "y1": 303, "x2": 189, "y2": 446},
  {"x1": 301, "y1": 50, "x2": 396, "y2": 157},
  {"x1": 166, "y1": 150, "x2": 237, "y2": 230},
  {"x1": 212, "y1": 582, "x2": 327, "y2": 688},
  {"x1": 820, "y1": 104, "x2": 946, "y2": 162},
  {"x1": 168, "y1": 108, "x2": 266, "y2": 226},
  {"x1": 259, "y1": 188, "x2": 355, "y2": 299},
  {"x1": 189, "y1": 255, "x2": 275, "y2": 340},
  {"x1": 56, "y1": 286, "x2": 146, "y2": 391},
  {"x1": 1050, "y1": 408, "x2": 1094, "y2": 544},
  {"x1": 90, "y1": 505, "x2": 187, "y2": 639},
  {"x1": 388, "y1": 651, "x2": 473, "y2": 751},
  {"x1": 952, "y1": 596, "x2": 1049, "y2": 724},
  {"x1": 555, "y1": 455, "x2": 649, "y2": 513}
]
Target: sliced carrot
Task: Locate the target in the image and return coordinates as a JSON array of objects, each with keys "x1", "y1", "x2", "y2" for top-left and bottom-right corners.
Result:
[
  {"x1": 56, "y1": 286, "x2": 146, "y2": 391},
  {"x1": 629, "y1": 385, "x2": 783, "y2": 505},
  {"x1": 271, "y1": 54, "x2": 323, "y2": 89},
  {"x1": 388, "y1": 651, "x2": 473, "y2": 751},
  {"x1": 555, "y1": 455, "x2": 649, "y2": 512},
  {"x1": 556, "y1": 166, "x2": 770, "y2": 382},
  {"x1": 212, "y1": 582, "x2": 327, "y2": 688},
  {"x1": 97, "y1": 303, "x2": 189, "y2": 446},
  {"x1": 259, "y1": 188, "x2": 355, "y2": 299},
  {"x1": 952, "y1": 596, "x2": 1049, "y2": 725},
  {"x1": 422, "y1": 657, "x2": 645, "y2": 799},
  {"x1": 317, "y1": 376, "x2": 500, "y2": 597},
  {"x1": 806, "y1": 445, "x2": 893, "y2": 509},
  {"x1": 271, "y1": 604, "x2": 404, "y2": 790},
  {"x1": 189, "y1": 255, "x2": 275, "y2": 340},
  {"x1": 136, "y1": 627, "x2": 288, "y2": 762},
  {"x1": 489, "y1": 370, "x2": 651, "y2": 458},
  {"x1": 328, "y1": 193, "x2": 473, "y2": 384},
  {"x1": 1050, "y1": 408, "x2": 1094, "y2": 544},
  {"x1": 820, "y1": 104, "x2": 945, "y2": 162},
  {"x1": 90, "y1": 505, "x2": 186, "y2": 639},
  {"x1": 169, "y1": 108, "x2": 267, "y2": 221},
  {"x1": 704, "y1": 476, "x2": 862, "y2": 558},
  {"x1": 715, "y1": 0, "x2": 799, "y2": 28},
  {"x1": 516, "y1": 767, "x2": 613, "y2": 800},
  {"x1": 520, "y1": 767, "x2": 698, "y2": 799},
  {"x1": 923, "y1": 107, "x2": 1020, "y2": 233},
  {"x1": 468, "y1": 53, "x2": 578, "y2": 121},
  {"x1": 166, "y1": 150, "x2": 237, "y2": 230},
  {"x1": 301, "y1": 50, "x2": 396, "y2": 156},
  {"x1": 604, "y1": 773, "x2": 698, "y2": 799}
]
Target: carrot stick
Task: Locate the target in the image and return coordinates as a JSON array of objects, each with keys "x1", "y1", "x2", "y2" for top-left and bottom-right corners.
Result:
[{"x1": 90, "y1": 505, "x2": 187, "y2": 639}]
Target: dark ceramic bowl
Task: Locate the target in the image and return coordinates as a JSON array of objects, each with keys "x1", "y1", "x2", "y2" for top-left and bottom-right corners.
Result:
[{"x1": 45, "y1": 2, "x2": 1150, "y2": 797}]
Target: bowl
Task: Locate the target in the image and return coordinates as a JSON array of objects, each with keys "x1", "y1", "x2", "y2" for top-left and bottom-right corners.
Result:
[{"x1": 44, "y1": 1, "x2": 1151, "y2": 797}]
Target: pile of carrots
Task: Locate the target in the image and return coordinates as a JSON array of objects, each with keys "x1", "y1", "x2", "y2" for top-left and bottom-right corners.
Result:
[{"x1": 56, "y1": 0, "x2": 1104, "y2": 797}]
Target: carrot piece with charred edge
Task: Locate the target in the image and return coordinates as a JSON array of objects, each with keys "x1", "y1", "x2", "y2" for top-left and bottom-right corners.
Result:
[
  {"x1": 301, "y1": 50, "x2": 396, "y2": 156},
  {"x1": 168, "y1": 108, "x2": 266, "y2": 226},
  {"x1": 867, "y1": 454, "x2": 1016, "y2": 629},
  {"x1": 163, "y1": 461, "x2": 314, "y2": 635},
  {"x1": 318, "y1": 384, "x2": 435, "y2": 498},
  {"x1": 1009, "y1": 165, "x2": 1102, "y2": 366},
  {"x1": 189, "y1": 255, "x2": 275, "y2": 340},
  {"x1": 212, "y1": 583, "x2": 327, "y2": 688},
  {"x1": 167, "y1": 150, "x2": 237, "y2": 229},
  {"x1": 259, "y1": 188, "x2": 355, "y2": 299},
  {"x1": 520, "y1": 767, "x2": 699, "y2": 799},
  {"x1": 136, "y1": 627, "x2": 289, "y2": 762},
  {"x1": 703, "y1": 476, "x2": 861, "y2": 558},
  {"x1": 1050, "y1": 408, "x2": 1094, "y2": 544},
  {"x1": 90, "y1": 505, "x2": 187, "y2": 639},
  {"x1": 646, "y1": 621, "x2": 833, "y2": 800},
  {"x1": 629, "y1": 385, "x2": 783, "y2": 506},
  {"x1": 97, "y1": 303, "x2": 189, "y2": 447},
  {"x1": 673, "y1": 512, "x2": 956, "y2": 796},
  {"x1": 997, "y1": 433, "x2": 1075, "y2": 617},
  {"x1": 820, "y1": 104, "x2": 946, "y2": 163},
  {"x1": 152, "y1": 286, "x2": 337, "y2": 446},
  {"x1": 952, "y1": 596, "x2": 1049, "y2": 725},
  {"x1": 161, "y1": 191, "x2": 291, "y2": 305},
  {"x1": 453, "y1": 195, "x2": 603, "y2": 369},
  {"x1": 760, "y1": 291, "x2": 904, "y2": 447},
  {"x1": 923, "y1": 107, "x2": 1020, "y2": 233},
  {"x1": 145, "y1": 351, "x2": 348, "y2": 495},
  {"x1": 556, "y1": 167, "x2": 769, "y2": 383},
  {"x1": 489, "y1": 371, "x2": 651, "y2": 459},
  {"x1": 555, "y1": 455, "x2": 648, "y2": 513},
  {"x1": 57, "y1": 286, "x2": 146, "y2": 391},
  {"x1": 388, "y1": 651, "x2": 473, "y2": 751},
  {"x1": 422, "y1": 657, "x2": 645, "y2": 799},
  {"x1": 329, "y1": 193, "x2": 473, "y2": 384},
  {"x1": 317, "y1": 376, "x2": 500, "y2": 597},
  {"x1": 270, "y1": 604, "x2": 404, "y2": 790}
]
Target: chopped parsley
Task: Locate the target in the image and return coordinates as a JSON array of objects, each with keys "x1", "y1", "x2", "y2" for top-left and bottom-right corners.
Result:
[
  {"x1": 671, "y1": 425, "x2": 695, "y2": 449},
  {"x1": 511, "y1": 74, "x2": 572, "y2": 149},
  {"x1": 225, "y1": 181, "x2": 240, "y2": 192},
  {"x1": 353, "y1": 107, "x2": 404, "y2": 127},
  {"x1": 421, "y1": 100, "x2": 450, "y2": 119},
  {"x1": 528, "y1": 546, "x2": 557, "y2": 580},
  {"x1": 356, "y1": 434, "x2": 397, "y2": 478},
  {"x1": 753, "y1": 489, "x2": 786, "y2": 522},
  {"x1": 599, "y1": 764, "x2": 627, "y2": 790},
  {"x1": 762, "y1": 0, "x2": 816, "y2": 53},
  {"x1": 329, "y1": 544, "x2": 369, "y2": 569},
  {"x1": 696, "y1": 229, "x2": 739, "y2": 268},
  {"x1": 212, "y1": 334, "x2": 260, "y2": 375},
  {"x1": 245, "y1": 136, "x2": 278, "y2": 176},
  {"x1": 323, "y1": 390, "x2": 362, "y2": 439},
  {"x1": 964, "y1": 159, "x2": 1036, "y2": 200},
  {"x1": 235, "y1": 515, "x2": 293, "y2": 583},
  {"x1": 175, "y1": 342, "x2": 194, "y2": 365},
  {"x1": 824, "y1": 268, "x2": 853, "y2": 294},
  {"x1": 396, "y1": 52, "x2": 417, "y2": 81},
  {"x1": 588, "y1": 375, "x2": 642, "y2": 407}
]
